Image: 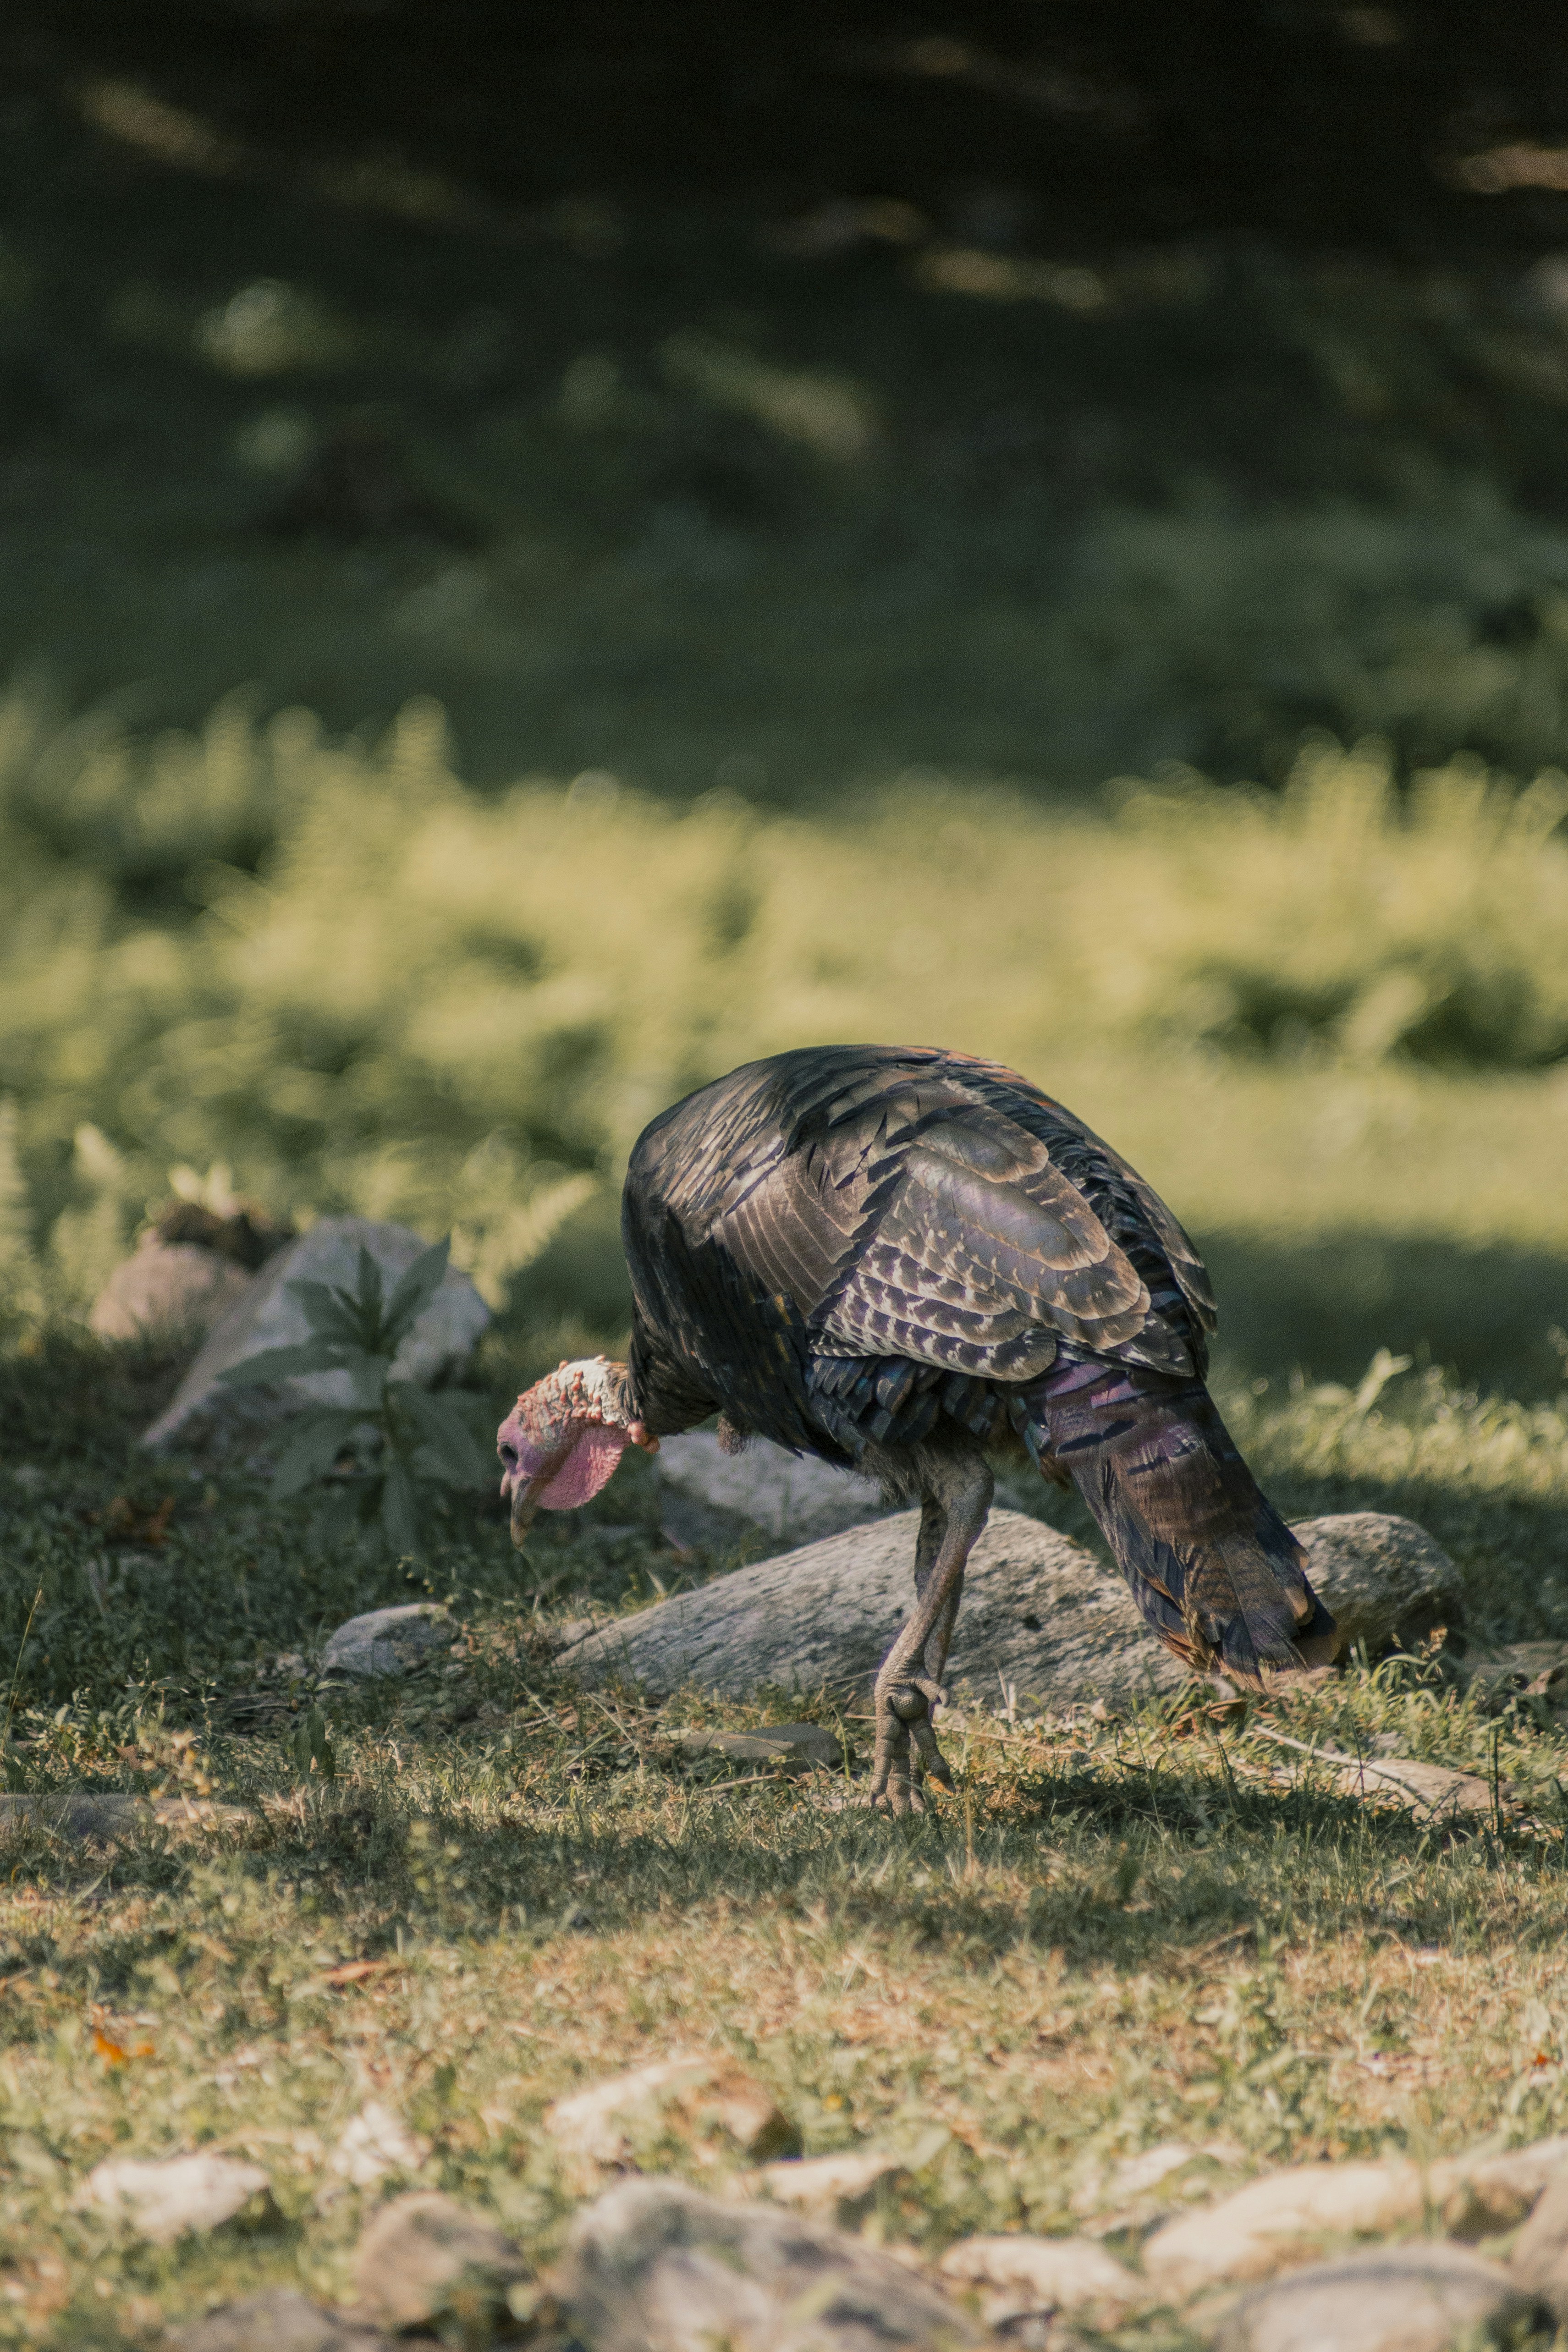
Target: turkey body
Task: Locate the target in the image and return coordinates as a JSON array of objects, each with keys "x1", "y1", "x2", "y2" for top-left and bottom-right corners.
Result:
[{"x1": 622, "y1": 1044, "x2": 1333, "y2": 1803}]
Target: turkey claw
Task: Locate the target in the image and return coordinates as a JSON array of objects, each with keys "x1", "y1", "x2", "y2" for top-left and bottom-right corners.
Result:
[{"x1": 865, "y1": 1676, "x2": 954, "y2": 1814}]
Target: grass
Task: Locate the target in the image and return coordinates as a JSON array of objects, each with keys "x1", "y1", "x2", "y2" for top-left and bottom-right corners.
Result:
[{"x1": 2, "y1": 1330, "x2": 1568, "y2": 2344}]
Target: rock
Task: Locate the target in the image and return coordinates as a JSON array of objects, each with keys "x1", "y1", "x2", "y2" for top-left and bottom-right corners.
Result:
[
  {"x1": 1144, "y1": 2143, "x2": 1568, "y2": 2299},
  {"x1": 90, "y1": 1240, "x2": 255, "y2": 1345},
  {"x1": 554, "y1": 1508, "x2": 1188, "y2": 1705},
  {"x1": 938, "y1": 2235, "x2": 1141, "y2": 2327},
  {"x1": 759, "y1": 2150, "x2": 908, "y2": 2228},
  {"x1": 545, "y1": 2055, "x2": 799, "y2": 2184},
  {"x1": 1503, "y1": 2160, "x2": 1568, "y2": 2312},
  {"x1": 351, "y1": 2190, "x2": 529, "y2": 2334},
  {"x1": 1144, "y1": 2161, "x2": 1439, "y2": 2297},
  {"x1": 327, "y1": 2100, "x2": 430, "y2": 2189},
  {"x1": 1214, "y1": 2242, "x2": 1545, "y2": 2352},
  {"x1": 658, "y1": 1430, "x2": 888, "y2": 1556},
  {"x1": 1291, "y1": 1513, "x2": 1464, "y2": 1660},
  {"x1": 1250, "y1": 1732, "x2": 1496, "y2": 1821},
  {"x1": 1071, "y1": 2141, "x2": 1204, "y2": 2217},
  {"x1": 678, "y1": 1723, "x2": 845, "y2": 1770},
  {"x1": 77, "y1": 2152, "x2": 273, "y2": 2243},
  {"x1": 555, "y1": 2176, "x2": 981, "y2": 2351},
  {"x1": 553, "y1": 1505, "x2": 1461, "y2": 1705},
  {"x1": 0, "y1": 1791, "x2": 250, "y2": 1842},
  {"x1": 1437, "y1": 2135, "x2": 1568, "y2": 2237},
  {"x1": 141, "y1": 1216, "x2": 489, "y2": 1451},
  {"x1": 321, "y1": 1604, "x2": 455, "y2": 1679},
  {"x1": 172, "y1": 2289, "x2": 397, "y2": 2352}
]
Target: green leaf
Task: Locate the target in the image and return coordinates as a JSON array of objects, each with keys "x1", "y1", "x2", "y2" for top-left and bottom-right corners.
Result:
[
  {"x1": 287, "y1": 1280, "x2": 374, "y2": 1348},
  {"x1": 401, "y1": 1387, "x2": 490, "y2": 1487},
  {"x1": 311, "y1": 1486, "x2": 364, "y2": 1548},
  {"x1": 269, "y1": 1410, "x2": 368, "y2": 1501},
  {"x1": 216, "y1": 1340, "x2": 344, "y2": 1387},
  {"x1": 331, "y1": 1348, "x2": 393, "y2": 1412},
  {"x1": 383, "y1": 1236, "x2": 451, "y2": 1353},
  {"x1": 380, "y1": 1462, "x2": 419, "y2": 1556}
]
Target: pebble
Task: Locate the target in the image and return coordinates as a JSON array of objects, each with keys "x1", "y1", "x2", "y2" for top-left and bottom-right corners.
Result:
[
  {"x1": 326, "y1": 2100, "x2": 429, "y2": 2191},
  {"x1": 555, "y1": 2176, "x2": 981, "y2": 2351},
  {"x1": 759, "y1": 2149, "x2": 908, "y2": 2227},
  {"x1": 1213, "y1": 2241, "x2": 1545, "y2": 2352},
  {"x1": 351, "y1": 2190, "x2": 529, "y2": 2333},
  {"x1": 0, "y1": 1792, "x2": 248, "y2": 1842},
  {"x1": 320, "y1": 1603, "x2": 454, "y2": 1679},
  {"x1": 77, "y1": 2152, "x2": 272, "y2": 2243},
  {"x1": 544, "y1": 2055, "x2": 798, "y2": 2181},
  {"x1": 678, "y1": 1723, "x2": 844, "y2": 1770},
  {"x1": 938, "y1": 2234, "x2": 1141, "y2": 2325}
]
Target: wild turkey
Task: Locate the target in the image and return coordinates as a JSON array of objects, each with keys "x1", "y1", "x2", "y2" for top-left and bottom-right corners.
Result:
[{"x1": 497, "y1": 1044, "x2": 1335, "y2": 1811}]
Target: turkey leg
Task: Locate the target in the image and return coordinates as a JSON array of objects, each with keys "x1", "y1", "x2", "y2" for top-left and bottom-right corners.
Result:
[{"x1": 866, "y1": 1456, "x2": 993, "y2": 1815}]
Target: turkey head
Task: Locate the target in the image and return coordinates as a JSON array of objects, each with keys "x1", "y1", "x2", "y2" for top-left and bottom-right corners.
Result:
[{"x1": 496, "y1": 1356, "x2": 658, "y2": 1546}]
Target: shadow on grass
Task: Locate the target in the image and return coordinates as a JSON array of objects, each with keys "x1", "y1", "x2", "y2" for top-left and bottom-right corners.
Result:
[{"x1": 1204, "y1": 1227, "x2": 1568, "y2": 1401}]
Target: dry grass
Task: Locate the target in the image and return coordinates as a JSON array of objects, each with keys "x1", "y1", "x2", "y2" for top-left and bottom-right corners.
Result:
[{"x1": 3, "y1": 1339, "x2": 1568, "y2": 2345}]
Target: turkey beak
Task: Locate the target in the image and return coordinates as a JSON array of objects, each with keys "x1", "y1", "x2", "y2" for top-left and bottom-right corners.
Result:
[{"x1": 507, "y1": 1435, "x2": 575, "y2": 1550}]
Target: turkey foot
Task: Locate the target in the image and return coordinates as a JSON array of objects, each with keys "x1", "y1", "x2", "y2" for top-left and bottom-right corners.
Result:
[{"x1": 865, "y1": 1676, "x2": 953, "y2": 1816}]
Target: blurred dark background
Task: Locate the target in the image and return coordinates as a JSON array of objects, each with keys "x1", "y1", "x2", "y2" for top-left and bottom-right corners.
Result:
[{"x1": 11, "y1": 0, "x2": 1568, "y2": 256}]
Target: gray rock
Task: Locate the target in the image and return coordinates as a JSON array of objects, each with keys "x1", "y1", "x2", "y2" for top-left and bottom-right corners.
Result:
[
  {"x1": 658, "y1": 1430, "x2": 888, "y2": 1556},
  {"x1": 556, "y1": 2177, "x2": 980, "y2": 2352},
  {"x1": 142, "y1": 1216, "x2": 488, "y2": 1451},
  {"x1": 678, "y1": 1723, "x2": 844, "y2": 1769},
  {"x1": 554, "y1": 1506, "x2": 1461, "y2": 1706},
  {"x1": 1291, "y1": 1513, "x2": 1465, "y2": 1659},
  {"x1": 0, "y1": 1792, "x2": 248, "y2": 1842},
  {"x1": 90, "y1": 1240, "x2": 255, "y2": 1345},
  {"x1": 1507, "y1": 2162, "x2": 1568, "y2": 2315},
  {"x1": 172, "y1": 2289, "x2": 396, "y2": 2352},
  {"x1": 351, "y1": 2189, "x2": 529, "y2": 2333},
  {"x1": 1214, "y1": 2242, "x2": 1545, "y2": 2352},
  {"x1": 556, "y1": 1509, "x2": 1186, "y2": 1706},
  {"x1": 321, "y1": 1603, "x2": 455, "y2": 1679}
]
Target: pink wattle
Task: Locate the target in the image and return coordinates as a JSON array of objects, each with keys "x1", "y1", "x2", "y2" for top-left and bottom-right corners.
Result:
[{"x1": 528, "y1": 1423, "x2": 631, "y2": 1509}]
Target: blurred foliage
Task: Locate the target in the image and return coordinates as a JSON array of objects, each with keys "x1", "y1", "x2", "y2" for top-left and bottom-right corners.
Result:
[{"x1": 1, "y1": 685, "x2": 1568, "y2": 1364}]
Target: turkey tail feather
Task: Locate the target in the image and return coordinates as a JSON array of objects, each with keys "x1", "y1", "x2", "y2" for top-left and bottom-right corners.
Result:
[{"x1": 1021, "y1": 1365, "x2": 1337, "y2": 1687}]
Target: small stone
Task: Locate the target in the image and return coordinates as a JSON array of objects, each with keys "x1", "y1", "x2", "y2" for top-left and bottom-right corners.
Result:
[
  {"x1": 1071, "y1": 2141, "x2": 1202, "y2": 2217},
  {"x1": 351, "y1": 2190, "x2": 528, "y2": 2333},
  {"x1": 678, "y1": 1723, "x2": 844, "y2": 1770},
  {"x1": 1325, "y1": 1755, "x2": 1494, "y2": 1820},
  {"x1": 1214, "y1": 2242, "x2": 1545, "y2": 2352},
  {"x1": 1505, "y1": 2160, "x2": 1568, "y2": 2313},
  {"x1": 759, "y1": 2149, "x2": 908, "y2": 2229},
  {"x1": 172, "y1": 2288, "x2": 396, "y2": 2352},
  {"x1": 328, "y1": 2101, "x2": 430, "y2": 2190},
  {"x1": 938, "y1": 2235, "x2": 1140, "y2": 2326},
  {"x1": 142, "y1": 1214, "x2": 489, "y2": 1451},
  {"x1": 556, "y1": 2176, "x2": 981, "y2": 2351},
  {"x1": 77, "y1": 2152, "x2": 273, "y2": 2243},
  {"x1": 321, "y1": 1604, "x2": 455, "y2": 1679},
  {"x1": 0, "y1": 1793, "x2": 248, "y2": 1843},
  {"x1": 91, "y1": 1241, "x2": 255, "y2": 1346},
  {"x1": 545, "y1": 2055, "x2": 799, "y2": 2183}
]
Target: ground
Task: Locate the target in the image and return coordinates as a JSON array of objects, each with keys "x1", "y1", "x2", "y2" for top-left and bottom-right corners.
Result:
[{"x1": 2, "y1": 1330, "x2": 1568, "y2": 2347}]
